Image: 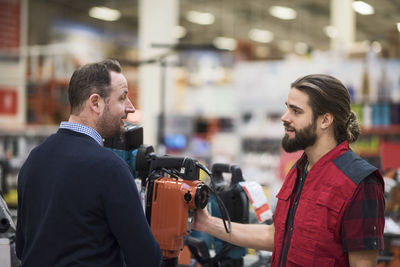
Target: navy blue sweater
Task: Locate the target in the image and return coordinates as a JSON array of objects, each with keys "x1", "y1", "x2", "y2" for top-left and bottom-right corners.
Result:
[{"x1": 16, "y1": 129, "x2": 161, "y2": 267}]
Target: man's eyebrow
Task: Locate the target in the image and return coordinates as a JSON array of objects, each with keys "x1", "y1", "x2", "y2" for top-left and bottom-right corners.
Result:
[{"x1": 285, "y1": 102, "x2": 304, "y2": 112}]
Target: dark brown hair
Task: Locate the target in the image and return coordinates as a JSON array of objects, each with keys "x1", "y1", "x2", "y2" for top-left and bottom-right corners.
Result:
[
  {"x1": 291, "y1": 74, "x2": 360, "y2": 143},
  {"x1": 68, "y1": 59, "x2": 122, "y2": 115}
]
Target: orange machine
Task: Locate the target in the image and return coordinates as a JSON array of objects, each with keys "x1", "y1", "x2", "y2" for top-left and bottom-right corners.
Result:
[
  {"x1": 150, "y1": 178, "x2": 208, "y2": 259},
  {"x1": 105, "y1": 126, "x2": 217, "y2": 266},
  {"x1": 136, "y1": 146, "x2": 209, "y2": 266}
]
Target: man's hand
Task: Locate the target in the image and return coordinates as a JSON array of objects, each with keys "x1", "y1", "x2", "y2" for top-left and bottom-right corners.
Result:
[{"x1": 193, "y1": 207, "x2": 210, "y2": 232}]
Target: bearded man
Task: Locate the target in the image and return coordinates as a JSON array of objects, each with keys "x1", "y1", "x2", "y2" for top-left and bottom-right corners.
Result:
[{"x1": 194, "y1": 74, "x2": 385, "y2": 267}]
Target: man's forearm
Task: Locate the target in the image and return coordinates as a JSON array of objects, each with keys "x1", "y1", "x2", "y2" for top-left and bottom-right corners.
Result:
[{"x1": 203, "y1": 216, "x2": 274, "y2": 251}]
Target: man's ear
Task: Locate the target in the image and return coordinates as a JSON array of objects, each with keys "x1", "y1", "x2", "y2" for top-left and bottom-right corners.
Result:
[
  {"x1": 321, "y1": 113, "x2": 334, "y2": 129},
  {"x1": 88, "y1": 93, "x2": 104, "y2": 115}
]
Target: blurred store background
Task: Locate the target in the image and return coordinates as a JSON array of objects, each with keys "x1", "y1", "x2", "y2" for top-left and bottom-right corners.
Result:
[{"x1": 0, "y1": 0, "x2": 400, "y2": 265}]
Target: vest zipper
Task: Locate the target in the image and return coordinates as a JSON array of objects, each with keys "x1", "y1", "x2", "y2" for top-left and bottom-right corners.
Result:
[{"x1": 277, "y1": 167, "x2": 308, "y2": 267}]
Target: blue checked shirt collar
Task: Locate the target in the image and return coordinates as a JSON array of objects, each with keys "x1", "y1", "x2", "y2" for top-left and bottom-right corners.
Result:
[{"x1": 60, "y1": 121, "x2": 103, "y2": 146}]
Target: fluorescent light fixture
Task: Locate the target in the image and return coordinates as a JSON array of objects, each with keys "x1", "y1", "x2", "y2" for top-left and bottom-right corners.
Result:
[
  {"x1": 248, "y1": 29, "x2": 274, "y2": 43},
  {"x1": 371, "y1": 41, "x2": 382, "y2": 53},
  {"x1": 324, "y1": 25, "x2": 338, "y2": 39},
  {"x1": 89, "y1": 6, "x2": 121, "y2": 21},
  {"x1": 186, "y1": 10, "x2": 215, "y2": 25},
  {"x1": 352, "y1": 1, "x2": 374, "y2": 15},
  {"x1": 173, "y1": 26, "x2": 187, "y2": 39},
  {"x1": 397, "y1": 22, "x2": 400, "y2": 32},
  {"x1": 269, "y1": 6, "x2": 297, "y2": 20},
  {"x1": 213, "y1": 37, "x2": 237, "y2": 51}
]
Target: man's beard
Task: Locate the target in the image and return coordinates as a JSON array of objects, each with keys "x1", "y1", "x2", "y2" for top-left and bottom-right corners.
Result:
[
  {"x1": 96, "y1": 105, "x2": 125, "y2": 138},
  {"x1": 281, "y1": 120, "x2": 317, "y2": 153}
]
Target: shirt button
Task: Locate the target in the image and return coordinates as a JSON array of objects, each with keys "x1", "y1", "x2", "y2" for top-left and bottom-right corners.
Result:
[
  {"x1": 290, "y1": 227, "x2": 293, "y2": 231},
  {"x1": 373, "y1": 226, "x2": 377, "y2": 230}
]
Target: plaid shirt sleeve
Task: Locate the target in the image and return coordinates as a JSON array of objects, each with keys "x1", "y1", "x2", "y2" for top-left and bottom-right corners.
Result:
[{"x1": 342, "y1": 173, "x2": 385, "y2": 252}]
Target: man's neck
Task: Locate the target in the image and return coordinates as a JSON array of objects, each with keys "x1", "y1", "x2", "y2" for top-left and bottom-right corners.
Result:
[
  {"x1": 304, "y1": 135, "x2": 337, "y2": 170},
  {"x1": 68, "y1": 114, "x2": 96, "y2": 131}
]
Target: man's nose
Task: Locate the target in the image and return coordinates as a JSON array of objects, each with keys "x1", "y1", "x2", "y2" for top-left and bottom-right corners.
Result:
[
  {"x1": 281, "y1": 111, "x2": 290, "y2": 123},
  {"x1": 126, "y1": 98, "x2": 135, "y2": 114}
]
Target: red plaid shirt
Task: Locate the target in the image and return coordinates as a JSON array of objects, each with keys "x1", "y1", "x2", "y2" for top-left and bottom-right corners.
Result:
[{"x1": 342, "y1": 173, "x2": 385, "y2": 251}]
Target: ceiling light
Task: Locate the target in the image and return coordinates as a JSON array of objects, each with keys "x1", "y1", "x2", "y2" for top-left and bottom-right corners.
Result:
[
  {"x1": 213, "y1": 37, "x2": 237, "y2": 51},
  {"x1": 352, "y1": 1, "x2": 374, "y2": 15},
  {"x1": 324, "y1": 25, "x2": 338, "y2": 39},
  {"x1": 172, "y1": 26, "x2": 187, "y2": 39},
  {"x1": 269, "y1": 6, "x2": 297, "y2": 20},
  {"x1": 397, "y1": 23, "x2": 400, "y2": 32},
  {"x1": 371, "y1": 41, "x2": 382, "y2": 53},
  {"x1": 186, "y1": 11, "x2": 215, "y2": 25},
  {"x1": 248, "y1": 29, "x2": 274, "y2": 43},
  {"x1": 89, "y1": 6, "x2": 121, "y2": 21}
]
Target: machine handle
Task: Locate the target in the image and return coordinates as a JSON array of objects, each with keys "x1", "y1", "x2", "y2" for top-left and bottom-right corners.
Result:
[
  {"x1": 230, "y1": 165, "x2": 244, "y2": 185},
  {"x1": 136, "y1": 146, "x2": 188, "y2": 173},
  {"x1": 186, "y1": 236, "x2": 211, "y2": 258},
  {"x1": 149, "y1": 153, "x2": 186, "y2": 170},
  {"x1": 211, "y1": 163, "x2": 230, "y2": 184},
  {"x1": 239, "y1": 190, "x2": 249, "y2": 223},
  {"x1": 211, "y1": 163, "x2": 244, "y2": 186}
]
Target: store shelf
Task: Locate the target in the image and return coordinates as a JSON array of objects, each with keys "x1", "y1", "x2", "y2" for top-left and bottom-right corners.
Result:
[
  {"x1": 0, "y1": 125, "x2": 58, "y2": 135},
  {"x1": 361, "y1": 125, "x2": 400, "y2": 135}
]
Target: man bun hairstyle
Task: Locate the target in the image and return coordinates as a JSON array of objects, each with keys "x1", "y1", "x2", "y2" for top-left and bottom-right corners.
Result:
[
  {"x1": 346, "y1": 110, "x2": 360, "y2": 143},
  {"x1": 291, "y1": 74, "x2": 360, "y2": 143},
  {"x1": 68, "y1": 59, "x2": 122, "y2": 115}
]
